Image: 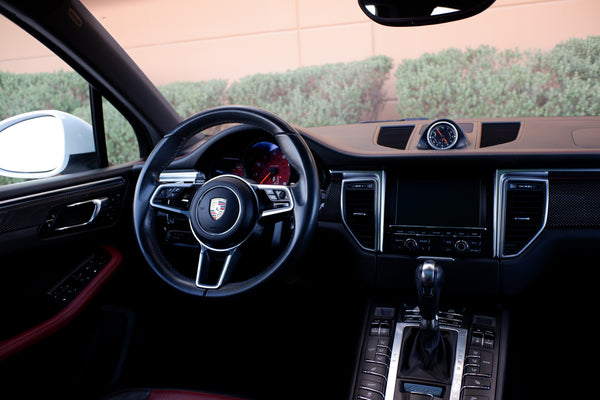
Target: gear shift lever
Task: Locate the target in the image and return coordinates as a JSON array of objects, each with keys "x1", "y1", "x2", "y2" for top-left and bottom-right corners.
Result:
[
  {"x1": 400, "y1": 260, "x2": 454, "y2": 382},
  {"x1": 416, "y1": 260, "x2": 444, "y2": 331}
]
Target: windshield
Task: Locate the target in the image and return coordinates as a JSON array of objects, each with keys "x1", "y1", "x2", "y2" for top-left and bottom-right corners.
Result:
[
  {"x1": 76, "y1": 0, "x2": 599, "y2": 127},
  {"x1": 2, "y1": 0, "x2": 599, "y2": 130}
]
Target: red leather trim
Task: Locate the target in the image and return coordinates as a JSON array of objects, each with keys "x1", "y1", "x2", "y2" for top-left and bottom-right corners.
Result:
[
  {"x1": 0, "y1": 245, "x2": 123, "y2": 361},
  {"x1": 148, "y1": 390, "x2": 244, "y2": 400}
]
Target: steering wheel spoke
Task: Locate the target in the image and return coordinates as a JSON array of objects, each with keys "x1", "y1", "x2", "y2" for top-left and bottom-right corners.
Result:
[
  {"x1": 253, "y1": 183, "x2": 294, "y2": 218},
  {"x1": 196, "y1": 246, "x2": 240, "y2": 289},
  {"x1": 150, "y1": 182, "x2": 200, "y2": 216},
  {"x1": 148, "y1": 170, "x2": 207, "y2": 214}
]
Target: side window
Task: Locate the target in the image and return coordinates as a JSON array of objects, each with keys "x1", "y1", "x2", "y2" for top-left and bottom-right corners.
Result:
[
  {"x1": 70, "y1": 97, "x2": 140, "y2": 165},
  {"x1": 103, "y1": 100, "x2": 140, "y2": 165},
  {"x1": 0, "y1": 15, "x2": 139, "y2": 186}
]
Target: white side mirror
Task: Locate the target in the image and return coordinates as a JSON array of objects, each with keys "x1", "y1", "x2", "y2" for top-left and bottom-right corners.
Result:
[{"x1": 0, "y1": 110, "x2": 96, "y2": 179}]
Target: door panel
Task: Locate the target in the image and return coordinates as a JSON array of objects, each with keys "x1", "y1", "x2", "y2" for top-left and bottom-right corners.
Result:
[
  {"x1": 0, "y1": 176, "x2": 127, "y2": 251},
  {"x1": 0, "y1": 166, "x2": 137, "y2": 359}
]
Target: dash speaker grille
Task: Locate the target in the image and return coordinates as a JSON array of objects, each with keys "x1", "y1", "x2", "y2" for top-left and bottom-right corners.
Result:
[
  {"x1": 480, "y1": 122, "x2": 520, "y2": 148},
  {"x1": 548, "y1": 180, "x2": 600, "y2": 227},
  {"x1": 377, "y1": 126, "x2": 414, "y2": 150}
]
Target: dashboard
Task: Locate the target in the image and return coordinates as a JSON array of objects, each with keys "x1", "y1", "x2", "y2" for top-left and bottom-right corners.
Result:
[{"x1": 164, "y1": 115, "x2": 600, "y2": 298}]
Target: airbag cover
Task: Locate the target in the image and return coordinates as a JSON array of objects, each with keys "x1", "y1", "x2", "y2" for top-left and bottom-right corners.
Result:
[{"x1": 190, "y1": 175, "x2": 258, "y2": 249}]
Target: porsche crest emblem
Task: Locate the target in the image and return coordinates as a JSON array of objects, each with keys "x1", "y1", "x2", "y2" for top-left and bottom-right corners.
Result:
[{"x1": 209, "y1": 198, "x2": 227, "y2": 221}]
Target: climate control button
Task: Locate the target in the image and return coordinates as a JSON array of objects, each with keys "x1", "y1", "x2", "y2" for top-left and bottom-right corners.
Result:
[
  {"x1": 404, "y1": 238, "x2": 418, "y2": 251},
  {"x1": 455, "y1": 240, "x2": 469, "y2": 252}
]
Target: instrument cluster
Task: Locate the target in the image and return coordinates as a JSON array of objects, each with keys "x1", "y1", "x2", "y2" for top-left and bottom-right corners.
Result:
[{"x1": 212, "y1": 139, "x2": 295, "y2": 185}]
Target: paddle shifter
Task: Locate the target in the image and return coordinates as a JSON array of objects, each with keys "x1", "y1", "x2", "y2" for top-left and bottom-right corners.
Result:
[{"x1": 416, "y1": 260, "x2": 444, "y2": 331}]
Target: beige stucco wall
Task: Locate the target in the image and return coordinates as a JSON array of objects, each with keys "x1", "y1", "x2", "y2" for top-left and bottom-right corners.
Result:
[{"x1": 1, "y1": 0, "x2": 600, "y2": 119}]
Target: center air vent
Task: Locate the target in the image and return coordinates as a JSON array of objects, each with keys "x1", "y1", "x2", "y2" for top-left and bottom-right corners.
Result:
[
  {"x1": 342, "y1": 178, "x2": 380, "y2": 251},
  {"x1": 500, "y1": 177, "x2": 548, "y2": 257}
]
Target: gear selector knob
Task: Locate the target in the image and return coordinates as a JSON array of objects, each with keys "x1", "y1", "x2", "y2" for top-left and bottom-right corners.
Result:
[{"x1": 416, "y1": 260, "x2": 444, "y2": 331}]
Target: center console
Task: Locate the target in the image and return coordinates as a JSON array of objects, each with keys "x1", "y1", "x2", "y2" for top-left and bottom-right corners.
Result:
[
  {"x1": 352, "y1": 262, "x2": 503, "y2": 400},
  {"x1": 353, "y1": 304, "x2": 502, "y2": 400},
  {"x1": 341, "y1": 170, "x2": 504, "y2": 399}
]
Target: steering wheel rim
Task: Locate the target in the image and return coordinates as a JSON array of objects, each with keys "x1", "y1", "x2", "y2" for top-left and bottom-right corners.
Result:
[{"x1": 133, "y1": 105, "x2": 320, "y2": 297}]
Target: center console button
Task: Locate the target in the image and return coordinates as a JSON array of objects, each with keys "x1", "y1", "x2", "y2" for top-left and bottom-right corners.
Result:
[
  {"x1": 455, "y1": 239, "x2": 469, "y2": 252},
  {"x1": 479, "y1": 351, "x2": 494, "y2": 376},
  {"x1": 377, "y1": 337, "x2": 390, "y2": 347},
  {"x1": 468, "y1": 347, "x2": 482, "y2": 357},
  {"x1": 462, "y1": 389, "x2": 490, "y2": 400},
  {"x1": 376, "y1": 344, "x2": 391, "y2": 357},
  {"x1": 483, "y1": 331, "x2": 495, "y2": 349},
  {"x1": 373, "y1": 354, "x2": 388, "y2": 364},
  {"x1": 357, "y1": 387, "x2": 384, "y2": 400},
  {"x1": 360, "y1": 379, "x2": 384, "y2": 393},
  {"x1": 471, "y1": 330, "x2": 484, "y2": 347},
  {"x1": 463, "y1": 377, "x2": 491, "y2": 390},
  {"x1": 465, "y1": 365, "x2": 479, "y2": 374},
  {"x1": 365, "y1": 338, "x2": 378, "y2": 359},
  {"x1": 404, "y1": 238, "x2": 418, "y2": 251},
  {"x1": 363, "y1": 362, "x2": 388, "y2": 376}
]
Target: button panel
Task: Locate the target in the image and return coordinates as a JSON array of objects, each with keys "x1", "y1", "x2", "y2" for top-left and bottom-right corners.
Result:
[
  {"x1": 404, "y1": 307, "x2": 464, "y2": 328},
  {"x1": 387, "y1": 225, "x2": 486, "y2": 256},
  {"x1": 48, "y1": 249, "x2": 111, "y2": 307},
  {"x1": 354, "y1": 306, "x2": 500, "y2": 400},
  {"x1": 152, "y1": 185, "x2": 196, "y2": 209},
  {"x1": 354, "y1": 308, "x2": 396, "y2": 400},
  {"x1": 461, "y1": 316, "x2": 499, "y2": 400}
]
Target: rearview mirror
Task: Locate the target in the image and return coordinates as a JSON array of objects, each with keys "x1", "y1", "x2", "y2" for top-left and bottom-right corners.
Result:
[
  {"x1": 358, "y1": 0, "x2": 496, "y2": 26},
  {"x1": 0, "y1": 110, "x2": 97, "y2": 179}
]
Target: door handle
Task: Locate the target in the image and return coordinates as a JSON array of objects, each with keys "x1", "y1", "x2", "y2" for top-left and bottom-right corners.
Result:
[{"x1": 54, "y1": 197, "x2": 108, "y2": 231}]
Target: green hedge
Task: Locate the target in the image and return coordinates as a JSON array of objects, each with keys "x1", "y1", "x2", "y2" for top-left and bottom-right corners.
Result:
[
  {"x1": 0, "y1": 70, "x2": 89, "y2": 120},
  {"x1": 155, "y1": 56, "x2": 394, "y2": 127},
  {"x1": 395, "y1": 36, "x2": 600, "y2": 119},
  {"x1": 159, "y1": 80, "x2": 228, "y2": 118},
  {"x1": 227, "y1": 55, "x2": 393, "y2": 127},
  {"x1": 0, "y1": 54, "x2": 393, "y2": 128}
]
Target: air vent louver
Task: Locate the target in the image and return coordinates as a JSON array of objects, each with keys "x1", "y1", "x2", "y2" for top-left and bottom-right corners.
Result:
[
  {"x1": 502, "y1": 180, "x2": 547, "y2": 256},
  {"x1": 343, "y1": 181, "x2": 377, "y2": 250}
]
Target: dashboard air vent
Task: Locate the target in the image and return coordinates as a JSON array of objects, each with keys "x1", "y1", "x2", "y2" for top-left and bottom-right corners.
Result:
[
  {"x1": 502, "y1": 179, "x2": 547, "y2": 256},
  {"x1": 480, "y1": 122, "x2": 521, "y2": 148},
  {"x1": 377, "y1": 126, "x2": 414, "y2": 150},
  {"x1": 343, "y1": 180, "x2": 377, "y2": 250}
]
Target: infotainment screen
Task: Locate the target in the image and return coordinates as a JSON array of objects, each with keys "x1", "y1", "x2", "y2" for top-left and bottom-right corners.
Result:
[{"x1": 394, "y1": 179, "x2": 484, "y2": 228}]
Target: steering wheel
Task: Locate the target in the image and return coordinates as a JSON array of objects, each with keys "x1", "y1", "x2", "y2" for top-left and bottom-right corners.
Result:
[{"x1": 133, "y1": 106, "x2": 320, "y2": 297}]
